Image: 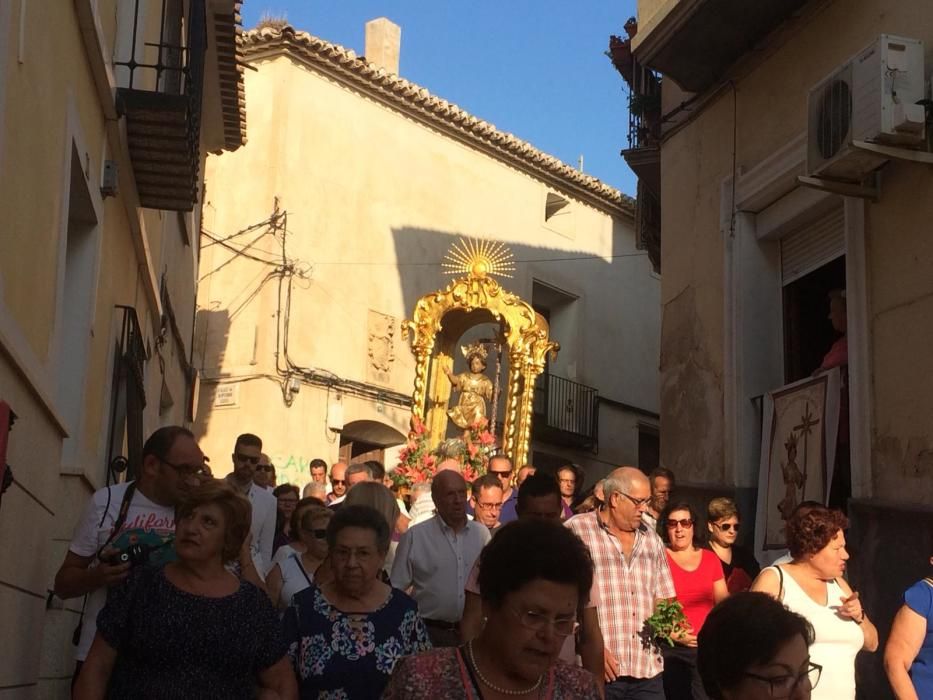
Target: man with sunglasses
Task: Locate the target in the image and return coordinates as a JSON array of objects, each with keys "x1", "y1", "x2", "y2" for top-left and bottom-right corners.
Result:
[
  {"x1": 488, "y1": 454, "x2": 520, "y2": 524},
  {"x1": 566, "y1": 466, "x2": 676, "y2": 700},
  {"x1": 54, "y1": 425, "x2": 208, "y2": 687},
  {"x1": 225, "y1": 433, "x2": 276, "y2": 577}
]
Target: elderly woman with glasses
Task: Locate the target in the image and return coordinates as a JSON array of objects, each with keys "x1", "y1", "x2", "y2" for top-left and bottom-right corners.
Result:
[
  {"x1": 706, "y1": 497, "x2": 760, "y2": 593},
  {"x1": 74, "y1": 480, "x2": 296, "y2": 699},
  {"x1": 698, "y1": 592, "x2": 819, "y2": 700},
  {"x1": 751, "y1": 507, "x2": 878, "y2": 699},
  {"x1": 659, "y1": 501, "x2": 729, "y2": 700},
  {"x1": 283, "y1": 505, "x2": 431, "y2": 698},
  {"x1": 384, "y1": 519, "x2": 599, "y2": 699},
  {"x1": 266, "y1": 504, "x2": 333, "y2": 610}
]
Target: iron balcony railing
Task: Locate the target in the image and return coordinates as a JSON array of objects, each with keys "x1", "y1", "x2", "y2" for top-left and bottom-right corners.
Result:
[
  {"x1": 113, "y1": 0, "x2": 207, "y2": 210},
  {"x1": 627, "y1": 62, "x2": 662, "y2": 151},
  {"x1": 533, "y1": 374, "x2": 599, "y2": 447}
]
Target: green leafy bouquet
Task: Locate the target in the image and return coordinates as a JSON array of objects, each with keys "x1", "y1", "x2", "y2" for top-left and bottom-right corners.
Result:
[{"x1": 644, "y1": 599, "x2": 688, "y2": 647}]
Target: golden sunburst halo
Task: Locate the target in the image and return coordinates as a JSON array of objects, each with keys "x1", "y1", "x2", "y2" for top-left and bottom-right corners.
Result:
[{"x1": 442, "y1": 237, "x2": 515, "y2": 280}]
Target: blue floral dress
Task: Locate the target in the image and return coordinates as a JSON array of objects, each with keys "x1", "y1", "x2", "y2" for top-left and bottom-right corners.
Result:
[{"x1": 283, "y1": 583, "x2": 432, "y2": 699}]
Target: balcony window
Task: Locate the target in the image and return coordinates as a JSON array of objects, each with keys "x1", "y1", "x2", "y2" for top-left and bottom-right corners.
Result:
[{"x1": 114, "y1": 0, "x2": 207, "y2": 211}]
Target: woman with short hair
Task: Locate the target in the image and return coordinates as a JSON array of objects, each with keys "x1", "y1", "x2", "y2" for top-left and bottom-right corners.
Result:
[
  {"x1": 751, "y1": 507, "x2": 878, "y2": 699},
  {"x1": 659, "y1": 501, "x2": 728, "y2": 700},
  {"x1": 384, "y1": 519, "x2": 600, "y2": 699},
  {"x1": 283, "y1": 505, "x2": 431, "y2": 698},
  {"x1": 344, "y1": 480, "x2": 403, "y2": 572},
  {"x1": 74, "y1": 480, "x2": 296, "y2": 699},
  {"x1": 706, "y1": 497, "x2": 760, "y2": 593},
  {"x1": 697, "y1": 591, "x2": 819, "y2": 700},
  {"x1": 266, "y1": 504, "x2": 332, "y2": 609}
]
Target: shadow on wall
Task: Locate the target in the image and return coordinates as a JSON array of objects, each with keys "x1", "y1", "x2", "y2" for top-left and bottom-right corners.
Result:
[
  {"x1": 192, "y1": 307, "x2": 231, "y2": 447},
  {"x1": 386, "y1": 224, "x2": 648, "y2": 404}
]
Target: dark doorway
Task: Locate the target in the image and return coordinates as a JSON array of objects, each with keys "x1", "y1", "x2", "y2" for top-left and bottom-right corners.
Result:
[
  {"x1": 782, "y1": 256, "x2": 846, "y2": 383},
  {"x1": 638, "y1": 424, "x2": 660, "y2": 473}
]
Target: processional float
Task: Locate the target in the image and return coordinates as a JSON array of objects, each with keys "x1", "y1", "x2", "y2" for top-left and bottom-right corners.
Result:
[{"x1": 399, "y1": 239, "x2": 558, "y2": 473}]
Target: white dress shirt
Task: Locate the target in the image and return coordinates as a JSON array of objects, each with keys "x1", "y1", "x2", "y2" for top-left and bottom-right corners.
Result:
[
  {"x1": 390, "y1": 514, "x2": 491, "y2": 623},
  {"x1": 246, "y1": 481, "x2": 277, "y2": 575}
]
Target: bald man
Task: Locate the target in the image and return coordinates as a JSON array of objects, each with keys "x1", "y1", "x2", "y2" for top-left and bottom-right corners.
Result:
[
  {"x1": 566, "y1": 467, "x2": 675, "y2": 700},
  {"x1": 391, "y1": 470, "x2": 491, "y2": 647}
]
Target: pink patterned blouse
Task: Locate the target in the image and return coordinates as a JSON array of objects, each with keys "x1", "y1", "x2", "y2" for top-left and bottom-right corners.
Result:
[{"x1": 382, "y1": 647, "x2": 599, "y2": 699}]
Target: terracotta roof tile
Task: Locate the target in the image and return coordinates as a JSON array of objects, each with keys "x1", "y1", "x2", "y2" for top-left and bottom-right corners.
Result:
[{"x1": 241, "y1": 25, "x2": 634, "y2": 218}]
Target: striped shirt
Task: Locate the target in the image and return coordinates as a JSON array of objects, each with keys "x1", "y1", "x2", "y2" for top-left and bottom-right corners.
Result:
[{"x1": 566, "y1": 510, "x2": 675, "y2": 679}]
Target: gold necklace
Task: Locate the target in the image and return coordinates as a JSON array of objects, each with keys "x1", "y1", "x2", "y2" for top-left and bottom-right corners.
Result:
[{"x1": 466, "y1": 640, "x2": 543, "y2": 696}]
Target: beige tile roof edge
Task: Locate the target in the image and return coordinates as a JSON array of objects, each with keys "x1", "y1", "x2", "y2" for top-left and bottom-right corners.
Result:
[{"x1": 241, "y1": 25, "x2": 635, "y2": 220}]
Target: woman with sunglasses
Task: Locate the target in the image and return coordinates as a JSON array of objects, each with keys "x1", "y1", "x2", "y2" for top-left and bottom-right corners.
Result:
[
  {"x1": 384, "y1": 518, "x2": 598, "y2": 699},
  {"x1": 266, "y1": 504, "x2": 333, "y2": 610},
  {"x1": 706, "y1": 497, "x2": 760, "y2": 593},
  {"x1": 659, "y1": 501, "x2": 729, "y2": 700}
]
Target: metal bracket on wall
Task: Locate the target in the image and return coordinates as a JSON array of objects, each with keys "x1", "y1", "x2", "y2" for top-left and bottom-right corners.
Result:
[
  {"x1": 852, "y1": 140, "x2": 933, "y2": 165},
  {"x1": 796, "y1": 172, "x2": 881, "y2": 202}
]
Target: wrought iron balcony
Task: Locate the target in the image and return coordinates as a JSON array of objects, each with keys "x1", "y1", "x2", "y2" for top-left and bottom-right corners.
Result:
[
  {"x1": 533, "y1": 374, "x2": 598, "y2": 450},
  {"x1": 115, "y1": 0, "x2": 207, "y2": 211}
]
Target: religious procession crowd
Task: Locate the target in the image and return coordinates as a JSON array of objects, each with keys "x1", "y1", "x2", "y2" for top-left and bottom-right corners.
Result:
[{"x1": 54, "y1": 427, "x2": 932, "y2": 700}]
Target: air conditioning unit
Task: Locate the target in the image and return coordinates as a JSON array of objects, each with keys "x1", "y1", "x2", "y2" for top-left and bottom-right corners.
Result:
[{"x1": 807, "y1": 35, "x2": 926, "y2": 181}]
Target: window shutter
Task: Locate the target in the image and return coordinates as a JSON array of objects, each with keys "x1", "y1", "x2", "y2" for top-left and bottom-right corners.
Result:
[{"x1": 780, "y1": 207, "x2": 845, "y2": 285}]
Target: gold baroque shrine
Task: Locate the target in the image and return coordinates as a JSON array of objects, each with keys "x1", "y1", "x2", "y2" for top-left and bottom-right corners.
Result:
[{"x1": 402, "y1": 239, "x2": 558, "y2": 468}]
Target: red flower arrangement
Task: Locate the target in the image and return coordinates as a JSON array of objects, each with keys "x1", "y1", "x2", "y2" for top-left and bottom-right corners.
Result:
[{"x1": 391, "y1": 416, "x2": 497, "y2": 488}]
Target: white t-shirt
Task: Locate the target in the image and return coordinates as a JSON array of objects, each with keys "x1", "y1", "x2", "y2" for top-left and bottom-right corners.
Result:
[{"x1": 68, "y1": 482, "x2": 176, "y2": 660}]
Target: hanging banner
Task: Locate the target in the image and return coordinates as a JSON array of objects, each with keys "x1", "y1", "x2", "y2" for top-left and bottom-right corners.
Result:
[{"x1": 756, "y1": 369, "x2": 841, "y2": 553}]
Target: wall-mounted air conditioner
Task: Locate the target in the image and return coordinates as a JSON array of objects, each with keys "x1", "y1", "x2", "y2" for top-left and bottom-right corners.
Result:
[{"x1": 806, "y1": 35, "x2": 926, "y2": 182}]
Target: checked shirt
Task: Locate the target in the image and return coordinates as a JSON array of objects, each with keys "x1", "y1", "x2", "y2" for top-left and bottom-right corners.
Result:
[{"x1": 566, "y1": 510, "x2": 675, "y2": 679}]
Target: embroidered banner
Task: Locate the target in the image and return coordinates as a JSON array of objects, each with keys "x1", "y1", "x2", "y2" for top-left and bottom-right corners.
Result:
[{"x1": 756, "y1": 369, "x2": 840, "y2": 552}]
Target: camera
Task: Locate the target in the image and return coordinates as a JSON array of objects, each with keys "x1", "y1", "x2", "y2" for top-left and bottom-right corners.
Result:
[{"x1": 102, "y1": 542, "x2": 157, "y2": 567}]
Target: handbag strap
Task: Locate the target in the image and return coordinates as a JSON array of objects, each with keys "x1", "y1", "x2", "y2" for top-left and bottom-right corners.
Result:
[
  {"x1": 291, "y1": 552, "x2": 314, "y2": 588},
  {"x1": 775, "y1": 565, "x2": 785, "y2": 601}
]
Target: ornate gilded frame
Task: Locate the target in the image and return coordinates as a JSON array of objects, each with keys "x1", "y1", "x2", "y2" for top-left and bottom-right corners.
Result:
[{"x1": 402, "y1": 271, "x2": 558, "y2": 468}]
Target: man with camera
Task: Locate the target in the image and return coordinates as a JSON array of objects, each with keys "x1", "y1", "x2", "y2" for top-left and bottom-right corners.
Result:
[{"x1": 53, "y1": 425, "x2": 208, "y2": 684}]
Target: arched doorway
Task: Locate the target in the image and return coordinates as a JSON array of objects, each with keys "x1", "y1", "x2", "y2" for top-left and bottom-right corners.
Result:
[{"x1": 338, "y1": 420, "x2": 406, "y2": 465}]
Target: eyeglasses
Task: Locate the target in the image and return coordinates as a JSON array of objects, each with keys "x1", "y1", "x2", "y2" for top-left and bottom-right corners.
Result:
[
  {"x1": 475, "y1": 501, "x2": 503, "y2": 511},
  {"x1": 617, "y1": 492, "x2": 651, "y2": 508},
  {"x1": 666, "y1": 518, "x2": 694, "y2": 529},
  {"x1": 743, "y1": 662, "x2": 822, "y2": 698},
  {"x1": 331, "y1": 478, "x2": 346, "y2": 486},
  {"x1": 301, "y1": 527, "x2": 328, "y2": 540},
  {"x1": 256, "y1": 464, "x2": 274, "y2": 472},
  {"x1": 235, "y1": 452, "x2": 259, "y2": 465},
  {"x1": 160, "y1": 457, "x2": 209, "y2": 478},
  {"x1": 509, "y1": 606, "x2": 578, "y2": 637},
  {"x1": 490, "y1": 471, "x2": 511, "y2": 479},
  {"x1": 558, "y1": 478, "x2": 576, "y2": 485},
  {"x1": 715, "y1": 522, "x2": 740, "y2": 532}
]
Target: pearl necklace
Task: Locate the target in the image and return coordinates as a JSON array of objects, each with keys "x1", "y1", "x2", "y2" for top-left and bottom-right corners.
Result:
[{"x1": 466, "y1": 640, "x2": 543, "y2": 697}]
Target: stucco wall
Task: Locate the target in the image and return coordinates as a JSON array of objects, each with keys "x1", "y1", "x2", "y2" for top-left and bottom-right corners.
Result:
[
  {"x1": 657, "y1": 0, "x2": 933, "y2": 505},
  {"x1": 195, "y1": 52, "x2": 661, "y2": 481},
  {"x1": 0, "y1": 2, "x2": 217, "y2": 696}
]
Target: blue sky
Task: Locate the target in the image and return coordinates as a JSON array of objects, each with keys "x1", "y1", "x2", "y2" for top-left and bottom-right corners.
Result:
[{"x1": 242, "y1": 1, "x2": 638, "y2": 195}]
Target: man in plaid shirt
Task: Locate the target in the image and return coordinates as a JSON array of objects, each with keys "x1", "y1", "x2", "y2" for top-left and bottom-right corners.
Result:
[{"x1": 567, "y1": 467, "x2": 675, "y2": 699}]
